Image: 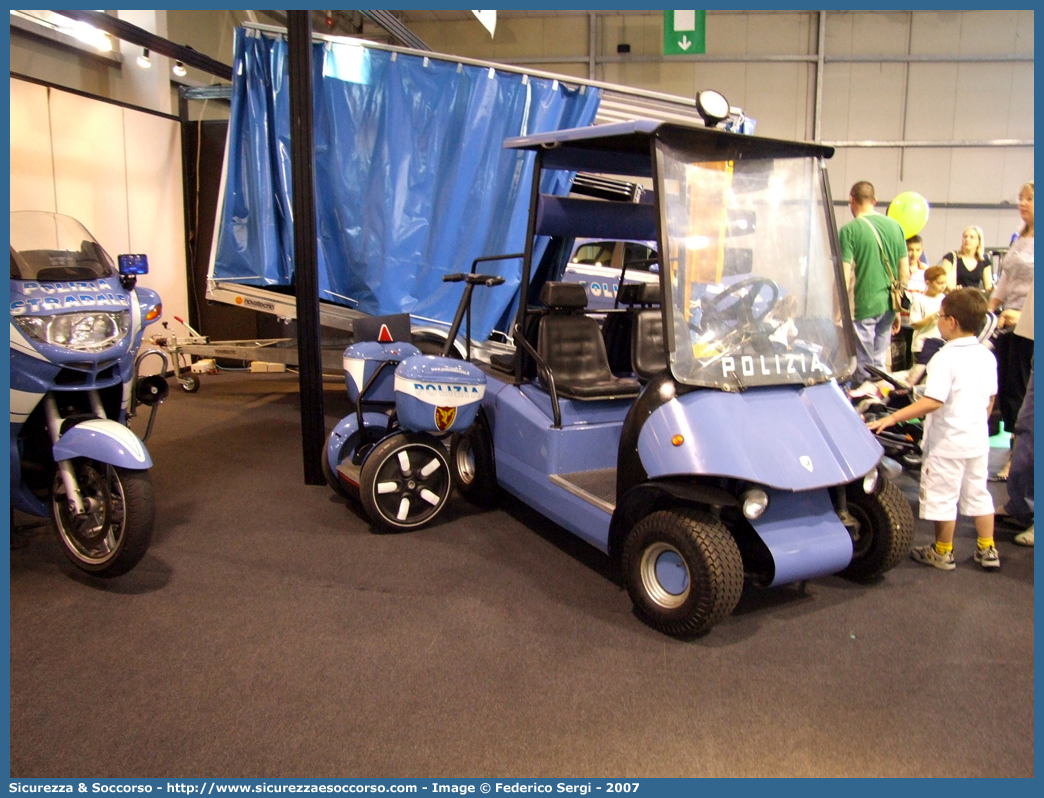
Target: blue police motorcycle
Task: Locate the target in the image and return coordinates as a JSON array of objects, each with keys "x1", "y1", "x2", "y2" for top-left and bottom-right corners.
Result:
[{"x1": 10, "y1": 211, "x2": 168, "y2": 577}]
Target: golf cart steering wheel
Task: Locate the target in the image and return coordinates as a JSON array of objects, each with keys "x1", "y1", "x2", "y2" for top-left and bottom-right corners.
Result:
[{"x1": 704, "y1": 276, "x2": 780, "y2": 327}]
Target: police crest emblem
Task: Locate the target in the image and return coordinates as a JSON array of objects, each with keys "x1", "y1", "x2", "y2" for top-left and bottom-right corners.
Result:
[{"x1": 434, "y1": 406, "x2": 456, "y2": 432}]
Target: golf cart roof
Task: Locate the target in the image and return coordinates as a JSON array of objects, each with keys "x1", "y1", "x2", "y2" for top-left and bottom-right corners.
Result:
[{"x1": 503, "y1": 120, "x2": 835, "y2": 178}]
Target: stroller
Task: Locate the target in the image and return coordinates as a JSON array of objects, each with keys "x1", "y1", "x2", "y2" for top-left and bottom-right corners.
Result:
[{"x1": 851, "y1": 311, "x2": 999, "y2": 470}]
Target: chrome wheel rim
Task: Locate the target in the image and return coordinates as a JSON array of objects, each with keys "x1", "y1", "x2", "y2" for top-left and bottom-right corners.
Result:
[
  {"x1": 455, "y1": 438, "x2": 476, "y2": 486},
  {"x1": 639, "y1": 542, "x2": 690, "y2": 609},
  {"x1": 53, "y1": 463, "x2": 125, "y2": 565}
]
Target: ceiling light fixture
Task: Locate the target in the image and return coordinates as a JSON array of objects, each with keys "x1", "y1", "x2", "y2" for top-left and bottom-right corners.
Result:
[
  {"x1": 65, "y1": 20, "x2": 113, "y2": 52},
  {"x1": 136, "y1": 47, "x2": 151, "y2": 68},
  {"x1": 172, "y1": 60, "x2": 187, "y2": 77}
]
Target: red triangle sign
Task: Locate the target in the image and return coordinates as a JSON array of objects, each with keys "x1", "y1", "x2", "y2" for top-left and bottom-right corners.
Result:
[{"x1": 377, "y1": 323, "x2": 393, "y2": 343}]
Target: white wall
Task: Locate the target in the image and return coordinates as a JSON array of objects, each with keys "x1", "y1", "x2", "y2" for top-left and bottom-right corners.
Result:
[
  {"x1": 822, "y1": 11, "x2": 1033, "y2": 257},
  {"x1": 10, "y1": 77, "x2": 189, "y2": 371},
  {"x1": 410, "y1": 10, "x2": 1034, "y2": 260}
]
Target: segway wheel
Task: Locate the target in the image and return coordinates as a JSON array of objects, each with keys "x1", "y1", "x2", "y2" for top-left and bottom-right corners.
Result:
[{"x1": 359, "y1": 433, "x2": 451, "y2": 533}]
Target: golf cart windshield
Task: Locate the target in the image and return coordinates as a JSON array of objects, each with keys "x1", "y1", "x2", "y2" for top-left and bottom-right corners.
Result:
[{"x1": 659, "y1": 143, "x2": 852, "y2": 390}]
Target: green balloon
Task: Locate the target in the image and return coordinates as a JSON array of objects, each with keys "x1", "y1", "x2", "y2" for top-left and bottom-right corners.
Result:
[{"x1": 887, "y1": 191, "x2": 930, "y2": 238}]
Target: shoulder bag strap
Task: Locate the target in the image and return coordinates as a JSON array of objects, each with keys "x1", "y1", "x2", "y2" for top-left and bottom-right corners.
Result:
[{"x1": 859, "y1": 215, "x2": 897, "y2": 282}]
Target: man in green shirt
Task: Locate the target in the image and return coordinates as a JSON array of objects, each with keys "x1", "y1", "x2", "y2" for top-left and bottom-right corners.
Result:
[{"x1": 839, "y1": 181, "x2": 910, "y2": 384}]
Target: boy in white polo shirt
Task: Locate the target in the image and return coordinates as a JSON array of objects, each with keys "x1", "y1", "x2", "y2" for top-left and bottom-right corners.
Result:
[{"x1": 867, "y1": 289, "x2": 999, "y2": 569}]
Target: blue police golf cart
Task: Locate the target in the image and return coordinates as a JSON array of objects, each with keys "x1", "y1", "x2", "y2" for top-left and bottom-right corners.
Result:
[{"x1": 328, "y1": 119, "x2": 914, "y2": 636}]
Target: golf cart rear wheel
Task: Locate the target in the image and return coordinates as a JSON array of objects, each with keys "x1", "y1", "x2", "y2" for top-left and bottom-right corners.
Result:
[
  {"x1": 840, "y1": 479, "x2": 915, "y2": 582},
  {"x1": 450, "y1": 413, "x2": 496, "y2": 506},
  {"x1": 622, "y1": 508, "x2": 744, "y2": 636},
  {"x1": 359, "y1": 432, "x2": 451, "y2": 533}
]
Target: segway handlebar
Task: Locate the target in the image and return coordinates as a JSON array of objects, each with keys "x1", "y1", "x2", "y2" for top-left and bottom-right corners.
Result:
[{"x1": 442, "y1": 273, "x2": 506, "y2": 287}]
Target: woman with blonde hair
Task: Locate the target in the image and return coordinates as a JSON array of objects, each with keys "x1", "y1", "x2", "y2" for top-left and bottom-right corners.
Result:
[
  {"x1": 988, "y1": 181, "x2": 1034, "y2": 480},
  {"x1": 941, "y1": 225, "x2": 994, "y2": 291}
]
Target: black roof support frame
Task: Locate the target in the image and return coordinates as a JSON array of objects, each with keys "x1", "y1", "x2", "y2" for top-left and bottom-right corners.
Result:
[
  {"x1": 286, "y1": 10, "x2": 326, "y2": 486},
  {"x1": 50, "y1": 10, "x2": 233, "y2": 81}
]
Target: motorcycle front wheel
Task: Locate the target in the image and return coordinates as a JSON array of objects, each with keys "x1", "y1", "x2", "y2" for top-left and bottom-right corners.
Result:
[{"x1": 52, "y1": 461, "x2": 155, "y2": 578}]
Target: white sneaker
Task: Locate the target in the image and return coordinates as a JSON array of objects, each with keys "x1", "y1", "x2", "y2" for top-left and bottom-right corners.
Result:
[
  {"x1": 1014, "y1": 525, "x2": 1034, "y2": 547},
  {"x1": 973, "y1": 546, "x2": 1001, "y2": 569},
  {"x1": 911, "y1": 544, "x2": 955, "y2": 571}
]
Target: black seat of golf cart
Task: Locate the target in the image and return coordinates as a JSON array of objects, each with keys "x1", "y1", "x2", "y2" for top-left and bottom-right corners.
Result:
[
  {"x1": 603, "y1": 281, "x2": 659, "y2": 375},
  {"x1": 536, "y1": 282, "x2": 640, "y2": 400},
  {"x1": 632, "y1": 306, "x2": 667, "y2": 381}
]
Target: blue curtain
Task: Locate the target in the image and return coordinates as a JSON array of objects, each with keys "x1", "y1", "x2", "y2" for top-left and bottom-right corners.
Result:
[{"x1": 213, "y1": 29, "x2": 601, "y2": 339}]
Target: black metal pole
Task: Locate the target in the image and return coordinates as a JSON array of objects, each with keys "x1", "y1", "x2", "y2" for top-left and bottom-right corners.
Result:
[
  {"x1": 287, "y1": 10, "x2": 326, "y2": 485},
  {"x1": 514, "y1": 150, "x2": 543, "y2": 385},
  {"x1": 177, "y1": 87, "x2": 198, "y2": 332}
]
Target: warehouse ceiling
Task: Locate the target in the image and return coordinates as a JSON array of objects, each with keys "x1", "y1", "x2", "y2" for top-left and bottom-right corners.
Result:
[
  {"x1": 255, "y1": 10, "x2": 664, "y2": 51},
  {"x1": 397, "y1": 10, "x2": 660, "y2": 21}
]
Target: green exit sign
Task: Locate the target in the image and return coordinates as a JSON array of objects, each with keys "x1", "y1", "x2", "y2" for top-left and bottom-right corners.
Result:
[{"x1": 664, "y1": 10, "x2": 706, "y2": 55}]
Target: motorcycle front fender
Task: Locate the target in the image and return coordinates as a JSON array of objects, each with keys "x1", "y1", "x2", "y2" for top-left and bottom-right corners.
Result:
[{"x1": 51, "y1": 419, "x2": 153, "y2": 470}]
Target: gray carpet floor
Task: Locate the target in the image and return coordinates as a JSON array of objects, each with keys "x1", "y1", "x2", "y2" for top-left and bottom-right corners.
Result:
[{"x1": 9, "y1": 372, "x2": 1034, "y2": 777}]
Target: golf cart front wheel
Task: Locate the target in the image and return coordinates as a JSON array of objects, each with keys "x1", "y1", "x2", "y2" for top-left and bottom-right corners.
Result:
[
  {"x1": 622, "y1": 508, "x2": 744, "y2": 636},
  {"x1": 840, "y1": 479, "x2": 915, "y2": 582},
  {"x1": 359, "y1": 432, "x2": 451, "y2": 533},
  {"x1": 180, "y1": 373, "x2": 201, "y2": 393}
]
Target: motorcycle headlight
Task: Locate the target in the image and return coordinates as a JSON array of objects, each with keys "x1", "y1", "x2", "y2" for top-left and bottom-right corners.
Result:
[
  {"x1": 15, "y1": 311, "x2": 131, "y2": 353},
  {"x1": 742, "y1": 488, "x2": 769, "y2": 520}
]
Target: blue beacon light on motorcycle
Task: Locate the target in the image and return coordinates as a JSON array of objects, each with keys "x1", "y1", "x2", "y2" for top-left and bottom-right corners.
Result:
[
  {"x1": 118, "y1": 253, "x2": 149, "y2": 291},
  {"x1": 118, "y1": 253, "x2": 149, "y2": 275}
]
